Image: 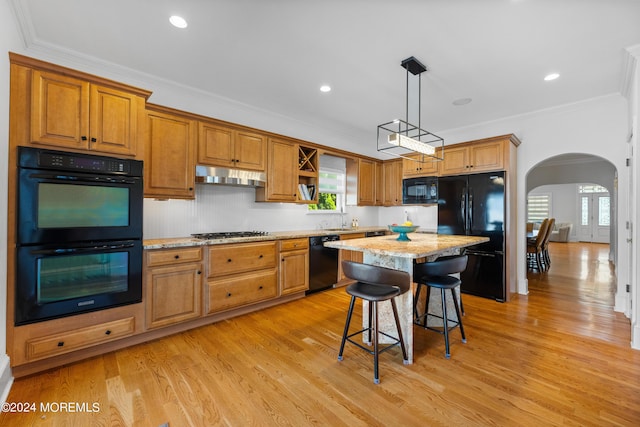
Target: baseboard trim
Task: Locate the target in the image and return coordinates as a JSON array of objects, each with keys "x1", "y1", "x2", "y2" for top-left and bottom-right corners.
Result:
[{"x1": 0, "y1": 354, "x2": 14, "y2": 404}]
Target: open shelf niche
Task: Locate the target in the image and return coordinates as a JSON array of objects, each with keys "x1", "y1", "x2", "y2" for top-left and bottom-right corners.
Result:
[{"x1": 297, "y1": 146, "x2": 318, "y2": 203}]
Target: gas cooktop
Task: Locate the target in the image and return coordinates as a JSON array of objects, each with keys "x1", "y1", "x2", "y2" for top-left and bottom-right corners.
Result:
[{"x1": 191, "y1": 231, "x2": 270, "y2": 239}]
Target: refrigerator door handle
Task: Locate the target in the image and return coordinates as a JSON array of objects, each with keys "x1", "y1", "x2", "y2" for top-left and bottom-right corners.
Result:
[{"x1": 468, "y1": 190, "x2": 473, "y2": 232}]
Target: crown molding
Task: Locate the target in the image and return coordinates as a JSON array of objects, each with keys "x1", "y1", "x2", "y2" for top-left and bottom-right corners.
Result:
[{"x1": 621, "y1": 44, "x2": 640, "y2": 99}]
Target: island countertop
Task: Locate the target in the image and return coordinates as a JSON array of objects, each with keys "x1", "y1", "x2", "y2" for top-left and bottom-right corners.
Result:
[{"x1": 323, "y1": 232, "x2": 489, "y2": 258}]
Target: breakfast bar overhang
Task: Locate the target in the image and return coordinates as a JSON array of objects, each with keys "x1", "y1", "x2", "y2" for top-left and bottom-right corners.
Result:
[{"x1": 325, "y1": 232, "x2": 489, "y2": 363}]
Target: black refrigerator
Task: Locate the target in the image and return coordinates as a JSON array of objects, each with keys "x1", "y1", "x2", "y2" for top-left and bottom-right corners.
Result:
[{"x1": 437, "y1": 171, "x2": 506, "y2": 301}]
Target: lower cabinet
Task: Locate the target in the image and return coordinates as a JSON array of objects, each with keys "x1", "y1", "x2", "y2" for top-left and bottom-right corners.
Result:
[
  {"x1": 144, "y1": 247, "x2": 203, "y2": 329},
  {"x1": 206, "y1": 241, "x2": 278, "y2": 314},
  {"x1": 279, "y1": 238, "x2": 309, "y2": 295},
  {"x1": 336, "y1": 233, "x2": 366, "y2": 286}
]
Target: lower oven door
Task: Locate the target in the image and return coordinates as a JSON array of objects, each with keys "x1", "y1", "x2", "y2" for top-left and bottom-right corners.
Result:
[{"x1": 15, "y1": 240, "x2": 142, "y2": 325}]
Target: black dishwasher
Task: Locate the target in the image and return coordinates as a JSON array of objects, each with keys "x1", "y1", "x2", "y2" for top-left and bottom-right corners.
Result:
[{"x1": 307, "y1": 235, "x2": 340, "y2": 294}]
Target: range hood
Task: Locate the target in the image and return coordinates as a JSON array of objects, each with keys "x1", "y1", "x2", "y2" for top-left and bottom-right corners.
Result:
[{"x1": 195, "y1": 165, "x2": 266, "y2": 187}]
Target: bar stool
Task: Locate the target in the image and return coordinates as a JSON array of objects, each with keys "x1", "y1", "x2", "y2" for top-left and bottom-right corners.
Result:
[
  {"x1": 413, "y1": 255, "x2": 468, "y2": 359},
  {"x1": 338, "y1": 261, "x2": 410, "y2": 384}
]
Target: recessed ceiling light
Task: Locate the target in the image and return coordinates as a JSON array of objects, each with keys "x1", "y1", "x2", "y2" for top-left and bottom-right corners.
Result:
[
  {"x1": 452, "y1": 98, "x2": 472, "y2": 106},
  {"x1": 169, "y1": 15, "x2": 188, "y2": 29},
  {"x1": 544, "y1": 73, "x2": 560, "y2": 81},
  {"x1": 320, "y1": 85, "x2": 331, "y2": 93}
]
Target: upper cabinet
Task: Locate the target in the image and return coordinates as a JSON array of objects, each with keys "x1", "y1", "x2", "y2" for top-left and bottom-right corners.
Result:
[
  {"x1": 256, "y1": 138, "x2": 318, "y2": 203},
  {"x1": 10, "y1": 53, "x2": 150, "y2": 158},
  {"x1": 439, "y1": 138, "x2": 506, "y2": 176},
  {"x1": 382, "y1": 159, "x2": 403, "y2": 206},
  {"x1": 402, "y1": 153, "x2": 440, "y2": 177},
  {"x1": 346, "y1": 158, "x2": 377, "y2": 206},
  {"x1": 144, "y1": 105, "x2": 197, "y2": 199},
  {"x1": 198, "y1": 122, "x2": 266, "y2": 171}
]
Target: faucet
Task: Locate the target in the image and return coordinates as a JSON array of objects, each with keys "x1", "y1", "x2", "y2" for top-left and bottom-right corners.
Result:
[{"x1": 340, "y1": 207, "x2": 348, "y2": 230}]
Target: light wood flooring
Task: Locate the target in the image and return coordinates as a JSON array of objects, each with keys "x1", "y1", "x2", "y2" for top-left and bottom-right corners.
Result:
[{"x1": 2, "y1": 242, "x2": 639, "y2": 426}]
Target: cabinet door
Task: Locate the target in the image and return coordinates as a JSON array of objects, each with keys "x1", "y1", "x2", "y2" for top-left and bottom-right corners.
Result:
[
  {"x1": 337, "y1": 233, "x2": 366, "y2": 285},
  {"x1": 144, "y1": 110, "x2": 197, "y2": 199},
  {"x1": 375, "y1": 161, "x2": 384, "y2": 206},
  {"x1": 198, "y1": 122, "x2": 234, "y2": 166},
  {"x1": 261, "y1": 138, "x2": 298, "y2": 202},
  {"x1": 402, "y1": 153, "x2": 439, "y2": 177},
  {"x1": 89, "y1": 85, "x2": 139, "y2": 157},
  {"x1": 31, "y1": 70, "x2": 90, "y2": 150},
  {"x1": 469, "y1": 140, "x2": 504, "y2": 172},
  {"x1": 234, "y1": 130, "x2": 266, "y2": 171},
  {"x1": 439, "y1": 146, "x2": 470, "y2": 175},
  {"x1": 280, "y1": 249, "x2": 309, "y2": 295},
  {"x1": 145, "y1": 263, "x2": 202, "y2": 329},
  {"x1": 358, "y1": 159, "x2": 376, "y2": 206},
  {"x1": 383, "y1": 160, "x2": 402, "y2": 206}
]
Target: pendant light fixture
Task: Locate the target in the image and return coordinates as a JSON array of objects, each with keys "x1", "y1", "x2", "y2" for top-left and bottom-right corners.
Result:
[{"x1": 377, "y1": 56, "x2": 444, "y2": 161}]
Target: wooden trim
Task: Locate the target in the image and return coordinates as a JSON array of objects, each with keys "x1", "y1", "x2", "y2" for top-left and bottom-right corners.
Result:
[{"x1": 8, "y1": 52, "x2": 152, "y2": 99}]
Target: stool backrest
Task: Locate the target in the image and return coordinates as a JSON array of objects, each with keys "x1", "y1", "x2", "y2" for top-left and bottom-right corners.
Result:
[
  {"x1": 341, "y1": 261, "x2": 410, "y2": 295},
  {"x1": 413, "y1": 255, "x2": 469, "y2": 278}
]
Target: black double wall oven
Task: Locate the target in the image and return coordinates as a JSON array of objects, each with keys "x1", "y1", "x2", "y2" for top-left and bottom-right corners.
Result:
[{"x1": 15, "y1": 147, "x2": 143, "y2": 325}]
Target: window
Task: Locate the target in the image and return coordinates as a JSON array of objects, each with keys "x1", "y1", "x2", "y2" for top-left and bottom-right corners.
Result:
[
  {"x1": 527, "y1": 193, "x2": 551, "y2": 223},
  {"x1": 308, "y1": 167, "x2": 345, "y2": 212}
]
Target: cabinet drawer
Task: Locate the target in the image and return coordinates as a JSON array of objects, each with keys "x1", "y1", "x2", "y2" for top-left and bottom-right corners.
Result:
[
  {"x1": 208, "y1": 242, "x2": 276, "y2": 277},
  {"x1": 279, "y1": 238, "x2": 309, "y2": 252},
  {"x1": 25, "y1": 317, "x2": 135, "y2": 361},
  {"x1": 207, "y1": 270, "x2": 278, "y2": 313},
  {"x1": 146, "y1": 247, "x2": 203, "y2": 267}
]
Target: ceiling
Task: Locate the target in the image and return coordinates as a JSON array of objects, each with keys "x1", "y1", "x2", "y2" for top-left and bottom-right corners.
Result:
[{"x1": 10, "y1": 0, "x2": 640, "y2": 157}]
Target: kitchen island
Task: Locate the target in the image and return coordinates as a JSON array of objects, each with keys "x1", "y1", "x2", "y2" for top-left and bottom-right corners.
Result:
[{"x1": 324, "y1": 232, "x2": 489, "y2": 363}]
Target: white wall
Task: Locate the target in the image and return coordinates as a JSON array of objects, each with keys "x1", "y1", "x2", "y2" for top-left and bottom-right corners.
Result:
[
  {"x1": 1, "y1": 0, "x2": 27, "y2": 403},
  {"x1": 436, "y1": 94, "x2": 630, "y2": 314},
  {"x1": 528, "y1": 184, "x2": 579, "y2": 241}
]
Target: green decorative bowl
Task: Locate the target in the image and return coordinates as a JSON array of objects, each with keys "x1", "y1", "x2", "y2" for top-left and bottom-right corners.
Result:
[{"x1": 388, "y1": 225, "x2": 419, "y2": 241}]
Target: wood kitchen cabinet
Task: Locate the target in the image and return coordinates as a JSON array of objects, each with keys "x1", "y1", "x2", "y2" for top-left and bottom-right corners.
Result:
[
  {"x1": 143, "y1": 105, "x2": 198, "y2": 199},
  {"x1": 375, "y1": 161, "x2": 384, "y2": 206},
  {"x1": 336, "y1": 233, "x2": 366, "y2": 286},
  {"x1": 256, "y1": 138, "x2": 318, "y2": 203},
  {"x1": 10, "y1": 53, "x2": 150, "y2": 158},
  {"x1": 402, "y1": 152, "x2": 440, "y2": 177},
  {"x1": 206, "y1": 242, "x2": 278, "y2": 313},
  {"x1": 439, "y1": 138, "x2": 505, "y2": 176},
  {"x1": 346, "y1": 157, "x2": 378, "y2": 206},
  {"x1": 198, "y1": 121, "x2": 266, "y2": 171},
  {"x1": 383, "y1": 159, "x2": 403, "y2": 206},
  {"x1": 144, "y1": 247, "x2": 203, "y2": 329},
  {"x1": 279, "y1": 238, "x2": 309, "y2": 295},
  {"x1": 256, "y1": 138, "x2": 298, "y2": 202}
]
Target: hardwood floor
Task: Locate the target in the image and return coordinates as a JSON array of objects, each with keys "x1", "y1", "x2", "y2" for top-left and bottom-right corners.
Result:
[{"x1": 2, "y1": 242, "x2": 639, "y2": 426}]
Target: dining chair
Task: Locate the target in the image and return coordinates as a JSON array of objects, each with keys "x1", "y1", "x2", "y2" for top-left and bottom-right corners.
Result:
[{"x1": 527, "y1": 218, "x2": 549, "y2": 272}]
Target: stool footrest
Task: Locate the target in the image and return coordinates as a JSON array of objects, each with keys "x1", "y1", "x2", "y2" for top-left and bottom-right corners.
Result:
[{"x1": 344, "y1": 328, "x2": 403, "y2": 356}]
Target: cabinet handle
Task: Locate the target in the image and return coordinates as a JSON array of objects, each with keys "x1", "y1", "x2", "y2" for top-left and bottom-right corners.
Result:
[
  {"x1": 189, "y1": 187, "x2": 194, "y2": 191},
  {"x1": 81, "y1": 136, "x2": 87, "y2": 141},
  {"x1": 281, "y1": 258, "x2": 285, "y2": 262},
  {"x1": 105, "y1": 330, "x2": 111, "y2": 335},
  {"x1": 91, "y1": 137, "x2": 97, "y2": 142},
  {"x1": 197, "y1": 270, "x2": 201, "y2": 275},
  {"x1": 57, "y1": 341, "x2": 64, "y2": 347},
  {"x1": 174, "y1": 255, "x2": 180, "y2": 259},
  {"x1": 227, "y1": 258, "x2": 232, "y2": 263},
  {"x1": 226, "y1": 292, "x2": 232, "y2": 297},
  {"x1": 259, "y1": 254, "x2": 263, "y2": 259},
  {"x1": 258, "y1": 285, "x2": 263, "y2": 290}
]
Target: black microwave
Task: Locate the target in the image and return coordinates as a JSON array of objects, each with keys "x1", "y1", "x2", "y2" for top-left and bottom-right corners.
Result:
[{"x1": 402, "y1": 176, "x2": 438, "y2": 205}]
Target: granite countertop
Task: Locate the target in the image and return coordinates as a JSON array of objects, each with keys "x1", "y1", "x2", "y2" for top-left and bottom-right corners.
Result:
[
  {"x1": 143, "y1": 226, "x2": 390, "y2": 250},
  {"x1": 323, "y1": 233, "x2": 489, "y2": 259}
]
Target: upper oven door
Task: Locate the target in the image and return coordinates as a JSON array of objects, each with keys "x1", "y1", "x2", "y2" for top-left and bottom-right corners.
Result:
[{"x1": 18, "y1": 168, "x2": 143, "y2": 245}]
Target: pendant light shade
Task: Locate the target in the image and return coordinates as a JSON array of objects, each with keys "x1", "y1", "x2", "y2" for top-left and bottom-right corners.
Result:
[{"x1": 377, "y1": 57, "x2": 444, "y2": 161}]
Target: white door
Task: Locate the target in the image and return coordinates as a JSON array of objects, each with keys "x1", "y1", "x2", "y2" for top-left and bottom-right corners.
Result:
[{"x1": 577, "y1": 192, "x2": 610, "y2": 243}]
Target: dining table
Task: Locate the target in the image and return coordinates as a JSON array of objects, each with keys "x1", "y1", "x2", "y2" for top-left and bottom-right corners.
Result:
[{"x1": 324, "y1": 231, "x2": 489, "y2": 363}]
